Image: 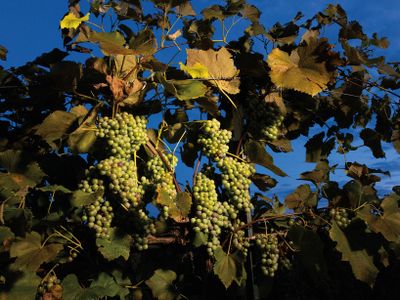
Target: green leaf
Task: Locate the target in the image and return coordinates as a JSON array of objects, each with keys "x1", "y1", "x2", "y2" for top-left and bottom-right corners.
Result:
[
  {"x1": 62, "y1": 274, "x2": 99, "y2": 300},
  {"x1": 145, "y1": 269, "x2": 177, "y2": 300},
  {"x1": 10, "y1": 231, "x2": 63, "y2": 271},
  {"x1": 37, "y1": 185, "x2": 72, "y2": 194},
  {"x1": 179, "y1": 62, "x2": 210, "y2": 79},
  {"x1": 251, "y1": 173, "x2": 277, "y2": 191},
  {"x1": 60, "y1": 12, "x2": 90, "y2": 29},
  {"x1": 156, "y1": 189, "x2": 192, "y2": 222},
  {"x1": 35, "y1": 111, "x2": 78, "y2": 146},
  {"x1": 90, "y1": 272, "x2": 125, "y2": 298},
  {"x1": 284, "y1": 184, "x2": 317, "y2": 210},
  {"x1": 213, "y1": 247, "x2": 238, "y2": 289},
  {"x1": 193, "y1": 231, "x2": 208, "y2": 247},
  {"x1": 360, "y1": 128, "x2": 385, "y2": 158},
  {"x1": 0, "y1": 271, "x2": 41, "y2": 300},
  {"x1": 68, "y1": 105, "x2": 100, "y2": 153},
  {"x1": 96, "y1": 228, "x2": 132, "y2": 261},
  {"x1": 244, "y1": 140, "x2": 287, "y2": 176},
  {"x1": 88, "y1": 31, "x2": 134, "y2": 56},
  {"x1": 171, "y1": 79, "x2": 209, "y2": 101},
  {"x1": 129, "y1": 29, "x2": 158, "y2": 55},
  {"x1": 70, "y1": 189, "x2": 103, "y2": 207},
  {"x1": 358, "y1": 194, "x2": 400, "y2": 242},
  {"x1": 329, "y1": 222, "x2": 378, "y2": 285},
  {"x1": 287, "y1": 225, "x2": 327, "y2": 279}
]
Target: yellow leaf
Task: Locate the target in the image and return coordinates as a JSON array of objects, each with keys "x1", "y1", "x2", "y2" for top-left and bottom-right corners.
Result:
[
  {"x1": 179, "y1": 62, "x2": 210, "y2": 79},
  {"x1": 267, "y1": 47, "x2": 332, "y2": 96},
  {"x1": 60, "y1": 12, "x2": 90, "y2": 29}
]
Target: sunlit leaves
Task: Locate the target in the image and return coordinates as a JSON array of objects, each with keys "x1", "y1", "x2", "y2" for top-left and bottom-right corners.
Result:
[
  {"x1": 179, "y1": 62, "x2": 209, "y2": 78},
  {"x1": 156, "y1": 189, "x2": 192, "y2": 222},
  {"x1": 213, "y1": 247, "x2": 246, "y2": 289},
  {"x1": 96, "y1": 228, "x2": 132, "y2": 261},
  {"x1": 60, "y1": 13, "x2": 90, "y2": 29},
  {"x1": 145, "y1": 269, "x2": 177, "y2": 300},
  {"x1": 182, "y1": 47, "x2": 240, "y2": 94},
  {"x1": 329, "y1": 222, "x2": 378, "y2": 285},
  {"x1": 35, "y1": 111, "x2": 78, "y2": 147},
  {"x1": 267, "y1": 31, "x2": 335, "y2": 96}
]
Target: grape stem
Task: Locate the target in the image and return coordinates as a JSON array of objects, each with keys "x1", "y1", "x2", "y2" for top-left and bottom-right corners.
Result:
[{"x1": 146, "y1": 140, "x2": 182, "y2": 192}]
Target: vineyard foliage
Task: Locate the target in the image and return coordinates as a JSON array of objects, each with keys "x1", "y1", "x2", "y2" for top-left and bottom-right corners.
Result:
[{"x1": 0, "y1": 0, "x2": 400, "y2": 299}]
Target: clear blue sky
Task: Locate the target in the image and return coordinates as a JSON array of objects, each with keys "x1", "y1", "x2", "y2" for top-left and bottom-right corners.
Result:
[{"x1": 0, "y1": 0, "x2": 399, "y2": 198}]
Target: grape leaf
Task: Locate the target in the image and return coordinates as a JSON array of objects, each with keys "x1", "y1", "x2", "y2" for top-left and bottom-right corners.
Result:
[
  {"x1": 179, "y1": 62, "x2": 210, "y2": 79},
  {"x1": 358, "y1": 194, "x2": 400, "y2": 242},
  {"x1": 213, "y1": 247, "x2": 239, "y2": 289},
  {"x1": 96, "y1": 228, "x2": 132, "y2": 261},
  {"x1": 145, "y1": 269, "x2": 177, "y2": 300},
  {"x1": 35, "y1": 111, "x2": 78, "y2": 146},
  {"x1": 183, "y1": 47, "x2": 240, "y2": 94},
  {"x1": 156, "y1": 189, "x2": 192, "y2": 223},
  {"x1": 0, "y1": 271, "x2": 41, "y2": 300},
  {"x1": 284, "y1": 184, "x2": 317, "y2": 210},
  {"x1": 10, "y1": 231, "x2": 63, "y2": 271},
  {"x1": 193, "y1": 231, "x2": 208, "y2": 247},
  {"x1": 244, "y1": 140, "x2": 287, "y2": 176},
  {"x1": 60, "y1": 13, "x2": 90, "y2": 29},
  {"x1": 267, "y1": 39, "x2": 332, "y2": 96},
  {"x1": 329, "y1": 222, "x2": 378, "y2": 286},
  {"x1": 70, "y1": 189, "x2": 103, "y2": 207},
  {"x1": 62, "y1": 274, "x2": 99, "y2": 300},
  {"x1": 360, "y1": 128, "x2": 385, "y2": 158}
]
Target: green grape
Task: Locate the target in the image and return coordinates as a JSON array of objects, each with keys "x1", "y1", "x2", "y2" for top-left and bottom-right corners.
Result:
[
  {"x1": 97, "y1": 112, "x2": 148, "y2": 158},
  {"x1": 217, "y1": 157, "x2": 255, "y2": 213},
  {"x1": 191, "y1": 173, "x2": 233, "y2": 255},
  {"x1": 97, "y1": 157, "x2": 144, "y2": 208},
  {"x1": 246, "y1": 97, "x2": 284, "y2": 141},
  {"x1": 146, "y1": 153, "x2": 178, "y2": 216},
  {"x1": 86, "y1": 195, "x2": 113, "y2": 239},
  {"x1": 198, "y1": 119, "x2": 232, "y2": 161},
  {"x1": 255, "y1": 233, "x2": 279, "y2": 277},
  {"x1": 329, "y1": 207, "x2": 351, "y2": 228}
]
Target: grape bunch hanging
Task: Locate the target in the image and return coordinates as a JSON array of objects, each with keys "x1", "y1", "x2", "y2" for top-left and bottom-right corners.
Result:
[
  {"x1": 78, "y1": 112, "x2": 149, "y2": 240},
  {"x1": 246, "y1": 97, "x2": 284, "y2": 141}
]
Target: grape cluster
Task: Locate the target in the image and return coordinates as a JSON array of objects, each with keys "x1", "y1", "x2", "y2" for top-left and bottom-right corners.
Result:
[
  {"x1": 82, "y1": 195, "x2": 113, "y2": 238},
  {"x1": 329, "y1": 207, "x2": 351, "y2": 228},
  {"x1": 255, "y1": 234, "x2": 280, "y2": 277},
  {"x1": 232, "y1": 221, "x2": 250, "y2": 256},
  {"x1": 97, "y1": 112, "x2": 148, "y2": 158},
  {"x1": 191, "y1": 173, "x2": 236, "y2": 255},
  {"x1": 198, "y1": 119, "x2": 232, "y2": 161},
  {"x1": 246, "y1": 97, "x2": 284, "y2": 141},
  {"x1": 217, "y1": 157, "x2": 255, "y2": 213},
  {"x1": 131, "y1": 209, "x2": 157, "y2": 250},
  {"x1": 146, "y1": 153, "x2": 178, "y2": 217},
  {"x1": 79, "y1": 176, "x2": 104, "y2": 194},
  {"x1": 37, "y1": 274, "x2": 61, "y2": 299},
  {"x1": 97, "y1": 157, "x2": 144, "y2": 208}
]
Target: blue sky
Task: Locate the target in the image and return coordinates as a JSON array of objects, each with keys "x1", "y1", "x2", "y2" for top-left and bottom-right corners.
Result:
[{"x1": 0, "y1": 0, "x2": 399, "y2": 199}]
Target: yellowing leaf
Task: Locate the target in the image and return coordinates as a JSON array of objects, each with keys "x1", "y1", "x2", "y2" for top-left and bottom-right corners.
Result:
[
  {"x1": 179, "y1": 62, "x2": 209, "y2": 79},
  {"x1": 60, "y1": 12, "x2": 90, "y2": 29},
  {"x1": 183, "y1": 47, "x2": 240, "y2": 94},
  {"x1": 267, "y1": 47, "x2": 331, "y2": 96}
]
